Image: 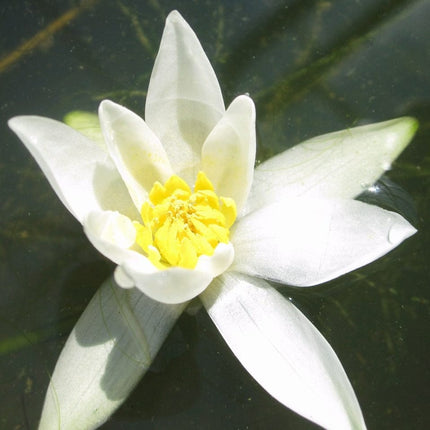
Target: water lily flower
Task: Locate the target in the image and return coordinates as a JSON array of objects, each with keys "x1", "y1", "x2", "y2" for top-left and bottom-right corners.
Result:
[{"x1": 8, "y1": 10, "x2": 417, "y2": 430}]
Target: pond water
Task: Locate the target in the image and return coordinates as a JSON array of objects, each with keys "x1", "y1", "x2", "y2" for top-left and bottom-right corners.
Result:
[{"x1": 0, "y1": 0, "x2": 429, "y2": 429}]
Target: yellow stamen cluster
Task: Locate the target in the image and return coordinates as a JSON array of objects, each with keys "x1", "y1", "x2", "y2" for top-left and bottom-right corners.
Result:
[{"x1": 134, "y1": 171, "x2": 236, "y2": 269}]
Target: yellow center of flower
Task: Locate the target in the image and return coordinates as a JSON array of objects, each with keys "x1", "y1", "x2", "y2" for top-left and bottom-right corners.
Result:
[{"x1": 134, "y1": 171, "x2": 236, "y2": 269}]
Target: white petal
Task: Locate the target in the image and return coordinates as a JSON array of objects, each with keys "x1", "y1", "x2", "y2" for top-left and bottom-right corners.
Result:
[
  {"x1": 122, "y1": 242, "x2": 235, "y2": 304},
  {"x1": 83, "y1": 210, "x2": 144, "y2": 267},
  {"x1": 39, "y1": 277, "x2": 186, "y2": 430},
  {"x1": 114, "y1": 265, "x2": 135, "y2": 288},
  {"x1": 145, "y1": 10, "x2": 225, "y2": 184},
  {"x1": 99, "y1": 100, "x2": 173, "y2": 210},
  {"x1": 201, "y1": 95, "x2": 256, "y2": 212},
  {"x1": 246, "y1": 117, "x2": 418, "y2": 213},
  {"x1": 8, "y1": 116, "x2": 137, "y2": 222},
  {"x1": 83, "y1": 210, "x2": 155, "y2": 285},
  {"x1": 232, "y1": 198, "x2": 416, "y2": 286},
  {"x1": 84, "y1": 211, "x2": 235, "y2": 304},
  {"x1": 200, "y1": 273, "x2": 366, "y2": 430}
]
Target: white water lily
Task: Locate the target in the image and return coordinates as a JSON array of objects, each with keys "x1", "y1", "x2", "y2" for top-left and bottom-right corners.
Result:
[{"x1": 8, "y1": 10, "x2": 417, "y2": 430}]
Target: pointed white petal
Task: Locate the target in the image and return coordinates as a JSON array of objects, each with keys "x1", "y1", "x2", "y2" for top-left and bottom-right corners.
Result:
[
  {"x1": 201, "y1": 95, "x2": 256, "y2": 212},
  {"x1": 38, "y1": 277, "x2": 186, "y2": 430},
  {"x1": 145, "y1": 10, "x2": 225, "y2": 184},
  {"x1": 232, "y1": 198, "x2": 416, "y2": 286},
  {"x1": 246, "y1": 117, "x2": 418, "y2": 213},
  {"x1": 8, "y1": 116, "x2": 136, "y2": 222},
  {"x1": 99, "y1": 100, "x2": 173, "y2": 211},
  {"x1": 122, "y1": 242, "x2": 235, "y2": 304},
  {"x1": 200, "y1": 273, "x2": 366, "y2": 430}
]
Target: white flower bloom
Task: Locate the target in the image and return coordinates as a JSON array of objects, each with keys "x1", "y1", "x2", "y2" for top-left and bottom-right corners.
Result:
[{"x1": 8, "y1": 10, "x2": 417, "y2": 430}]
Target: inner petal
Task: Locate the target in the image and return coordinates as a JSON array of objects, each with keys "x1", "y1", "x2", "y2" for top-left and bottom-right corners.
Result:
[{"x1": 135, "y1": 171, "x2": 237, "y2": 269}]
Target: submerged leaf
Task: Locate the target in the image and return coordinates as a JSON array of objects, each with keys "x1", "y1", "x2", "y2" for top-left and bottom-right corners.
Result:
[{"x1": 64, "y1": 111, "x2": 104, "y2": 145}]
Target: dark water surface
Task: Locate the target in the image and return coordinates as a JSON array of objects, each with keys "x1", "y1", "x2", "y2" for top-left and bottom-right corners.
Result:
[{"x1": 0, "y1": 1, "x2": 429, "y2": 429}]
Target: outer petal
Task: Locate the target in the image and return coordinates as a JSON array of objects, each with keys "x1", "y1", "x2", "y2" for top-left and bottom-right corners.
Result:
[
  {"x1": 8, "y1": 116, "x2": 137, "y2": 222},
  {"x1": 99, "y1": 100, "x2": 173, "y2": 211},
  {"x1": 201, "y1": 95, "x2": 256, "y2": 212},
  {"x1": 232, "y1": 198, "x2": 416, "y2": 286},
  {"x1": 39, "y1": 277, "x2": 186, "y2": 430},
  {"x1": 200, "y1": 273, "x2": 366, "y2": 430},
  {"x1": 246, "y1": 117, "x2": 418, "y2": 213},
  {"x1": 84, "y1": 210, "x2": 235, "y2": 304},
  {"x1": 145, "y1": 10, "x2": 225, "y2": 184}
]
